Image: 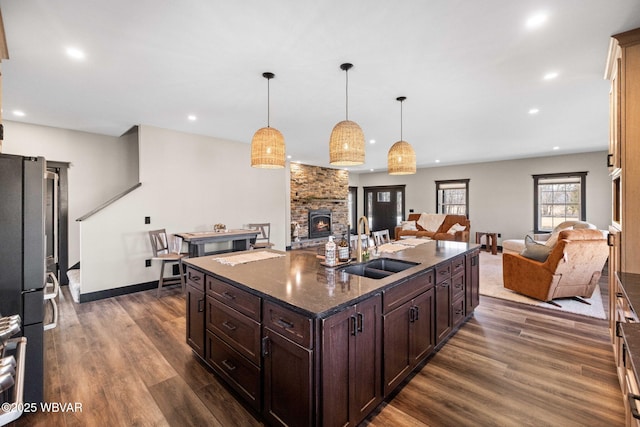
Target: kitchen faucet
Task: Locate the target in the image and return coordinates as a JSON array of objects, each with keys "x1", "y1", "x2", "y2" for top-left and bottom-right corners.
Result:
[{"x1": 356, "y1": 216, "x2": 370, "y2": 262}]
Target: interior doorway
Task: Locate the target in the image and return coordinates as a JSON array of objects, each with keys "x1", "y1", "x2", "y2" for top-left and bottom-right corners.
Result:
[
  {"x1": 363, "y1": 185, "x2": 405, "y2": 239},
  {"x1": 45, "y1": 161, "x2": 69, "y2": 285}
]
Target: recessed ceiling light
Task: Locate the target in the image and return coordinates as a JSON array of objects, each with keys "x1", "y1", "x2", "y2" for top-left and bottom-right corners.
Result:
[
  {"x1": 187, "y1": 115, "x2": 197, "y2": 121},
  {"x1": 543, "y1": 72, "x2": 559, "y2": 80},
  {"x1": 287, "y1": 155, "x2": 292, "y2": 159},
  {"x1": 65, "y1": 47, "x2": 85, "y2": 60},
  {"x1": 526, "y1": 12, "x2": 548, "y2": 29},
  {"x1": 12, "y1": 110, "x2": 26, "y2": 117},
  {"x1": 370, "y1": 168, "x2": 374, "y2": 172},
  {"x1": 553, "y1": 146, "x2": 560, "y2": 150},
  {"x1": 369, "y1": 139, "x2": 376, "y2": 144},
  {"x1": 529, "y1": 108, "x2": 540, "y2": 114},
  {"x1": 435, "y1": 159, "x2": 440, "y2": 163}
]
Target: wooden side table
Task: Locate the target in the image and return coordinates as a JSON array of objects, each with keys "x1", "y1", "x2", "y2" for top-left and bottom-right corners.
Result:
[{"x1": 475, "y1": 231, "x2": 498, "y2": 255}]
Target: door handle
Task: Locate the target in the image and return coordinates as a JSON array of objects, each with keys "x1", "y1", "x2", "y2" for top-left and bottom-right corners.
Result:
[
  {"x1": 350, "y1": 315, "x2": 357, "y2": 336},
  {"x1": 357, "y1": 312, "x2": 364, "y2": 333},
  {"x1": 607, "y1": 153, "x2": 614, "y2": 168},
  {"x1": 261, "y1": 336, "x2": 270, "y2": 356}
]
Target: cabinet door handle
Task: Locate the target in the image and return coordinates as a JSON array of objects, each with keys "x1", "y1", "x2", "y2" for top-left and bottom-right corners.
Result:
[
  {"x1": 350, "y1": 315, "x2": 357, "y2": 336},
  {"x1": 222, "y1": 321, "x2": 237, "y2": 331},
  {"x1": 189, "y1": 273, "x2": 201, "y2": 282},
  {"x1": 471, "y1": 255, "x2": 478, "y2": 266},
  {"x1": 262, "y1": 336, "x2": 270, "y2": 356},
  {"x1": 607, "y1": 153, "x2": 614, "y2": 168},
  {"x1": 409, "y1": 307, "x2": 415, "y2": 323},
  {"x1": 222, "y1": 291, "x2": 236, "y2": 300},
  {"x1": 275, "y1": 318, "x2": 294, "y2": 329},
  {"x1": 221, "y1": 359, "x2": 237, "y2": 372},
  {"x1": 607, "y1": 233, "x2": 615, "y2": 247},
  {"x1": 414, "y1": 306, "x2": 419, "y2": 321},
  {"x1": 198, "y1": 299, "x2": 205, "y2": 313},
  {"x1": 357, "y1": 312, "x2": 364, "y2": 333},
  {"x1": 629, "y1": 394, "x2": 640, "y2": 420}
]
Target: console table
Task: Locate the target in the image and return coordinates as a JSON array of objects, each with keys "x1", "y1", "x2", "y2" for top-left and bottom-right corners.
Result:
[
  {"x1": 475, "y1": 231, "x2": 498, "y2": 255},
  {"x1": 176, "y1": 229, "x2": 259, "y2": 257}
]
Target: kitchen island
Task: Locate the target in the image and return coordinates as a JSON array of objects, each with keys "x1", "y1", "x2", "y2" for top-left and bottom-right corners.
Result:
[{"x1": 183, "y1": 240, "x2": 480, "y2": 427}]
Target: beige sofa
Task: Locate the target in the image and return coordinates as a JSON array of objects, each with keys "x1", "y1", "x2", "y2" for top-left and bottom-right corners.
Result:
[
  {"x1": 502, "y1": 221, "x2": 597, "y2": 255},
  {"x1": 394, "y1": 213, "x2": 470, "y2": 242}
]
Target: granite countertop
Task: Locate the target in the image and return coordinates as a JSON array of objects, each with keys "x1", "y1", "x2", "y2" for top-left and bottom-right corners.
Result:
[
  {"x1": 618, "y1": 272, "x2": 640, "y2": 317},
  {"x1": 184, "y1": 240, "x2": 478, "y2": 318},
  {"x1": 617, "y1": 272, "x2": 640, "y2": 394}
]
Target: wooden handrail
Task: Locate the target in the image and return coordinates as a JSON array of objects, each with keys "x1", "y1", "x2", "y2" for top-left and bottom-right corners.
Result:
[{"x1": 76, "y1": 182, "x2": 142, "y2": 221}]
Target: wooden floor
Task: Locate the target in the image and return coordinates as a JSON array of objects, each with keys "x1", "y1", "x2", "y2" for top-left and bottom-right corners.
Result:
[{"x1": 13, "y1": 278, "x2": 624, "y2": 427}]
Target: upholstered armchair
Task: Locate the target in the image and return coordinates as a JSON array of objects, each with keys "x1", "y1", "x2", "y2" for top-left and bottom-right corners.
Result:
[{"x1": 502, "y1": 229, "x2": 608, "y2": 305}]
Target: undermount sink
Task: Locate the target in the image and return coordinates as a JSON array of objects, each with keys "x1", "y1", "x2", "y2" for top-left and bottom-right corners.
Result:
[{"x1": 339, "y1": 258, "x2": 419, "y2": 279}]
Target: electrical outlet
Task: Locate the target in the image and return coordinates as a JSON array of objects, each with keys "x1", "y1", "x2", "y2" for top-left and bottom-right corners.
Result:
[
  {"x1": 145, "y1": 216, "x2": 151, "y2": 224},
  {"x1": 498, "y1": 233, "x2": 501, "y2": 238},
  {"x1": 409, "y1": 209, "x2": 414, "y2": 213},
  {"x1": 145, "y1": 259, "x2": 151, "y2": 267}
]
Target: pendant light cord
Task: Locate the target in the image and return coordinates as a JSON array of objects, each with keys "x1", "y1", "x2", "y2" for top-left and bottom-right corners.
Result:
[
  {"x1": 400, "y1": 99, "x2": 403, "y2": 141},
  {"x1": 345, "y1": 69, "x2": 349, "y2": 121},
  {"x1": 267, "y1": 77, "x2": 271, "y2": 128}
]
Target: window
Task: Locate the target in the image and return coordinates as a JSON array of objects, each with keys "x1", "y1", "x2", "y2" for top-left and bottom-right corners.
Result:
[
  {"x1": 533, "y1": 172, "x2": 587, "y2": 233},
  {"x1": 436, "y1": 179, "x2": 469, "y2": 216},
  {"x1": 348, "y1": 187, "x2": 357, "y2": 234}
]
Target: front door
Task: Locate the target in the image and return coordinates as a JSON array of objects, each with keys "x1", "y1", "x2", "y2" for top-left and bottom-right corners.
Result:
[{"x1": 364, "y1": 186, "x2": 405, "y2": 239}]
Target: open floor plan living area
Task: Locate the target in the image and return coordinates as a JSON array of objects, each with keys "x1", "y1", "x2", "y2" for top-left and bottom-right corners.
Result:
[{"x1": 1, "y1": 1, "x2": 640, "y2": 426}]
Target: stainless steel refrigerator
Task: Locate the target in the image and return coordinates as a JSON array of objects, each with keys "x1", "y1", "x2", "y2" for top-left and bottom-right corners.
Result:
[{"x1": 0, "y1": 153, "x2": 45, "y2": 403}]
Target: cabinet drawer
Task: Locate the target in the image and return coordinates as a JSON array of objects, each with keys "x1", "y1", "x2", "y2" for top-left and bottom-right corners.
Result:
[
  {"x1": 436, "y1": 262, "x2": 451, "y2": 283},
  {"x1": 263, "y1": 300, "x2": 313, "y2": 348},
  {"x1": 452, "y1": 298, "x2": 465, "y2": 326},
  {"x1": 206, "y1": 330, "x2": 260, "y2": 411},
  {"x1": 207, "y1": 276, "x2": 261, "y2": 321},
  {"x1": 451, "y1": 273, "x2": 465, "y2": 300},
  {"x1": 186, "y1": 267, "x2": 205, "y2": 291},
  {"x1": 207, "y1": 296, "x2": 261, "y2": 365},
  {"x1": 383, "y1": 270, "x2": 434, "y2": 314},
  {"x1": 452, "y1": 256, "x2": 465, "y2": 276}
]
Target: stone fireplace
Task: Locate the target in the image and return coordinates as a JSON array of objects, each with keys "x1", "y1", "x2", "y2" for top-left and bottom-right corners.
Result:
[
  {"x1": 290, "y1": 163, "x2": 349, "y2": 247},
  {"x1": 308, "y1": 209, "x2": 332, "y2": 239}
]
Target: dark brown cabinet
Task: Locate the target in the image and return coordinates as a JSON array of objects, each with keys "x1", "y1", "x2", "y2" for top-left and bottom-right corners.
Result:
[
  {"x1": 383, "y1": 286, "x2": 434, "y2": 394},
  {"x1": 184, "y1": 245, "x2": 480, "y2": 426},
  {"x1": 435, "y1": 272, "x2": 452, "y2": 344},
  {"x1": 262, "y1": 327, "x2": 313, "y2": 427},
  {"x1": 466, "y1": 249, "x2": 480, "y2": 312},
  {"x1": 186, "y1": 267, "x2": 205, "y2": 358},
  {"x1": 321, "y1": 294, "x2": 382, "y2": 427}
]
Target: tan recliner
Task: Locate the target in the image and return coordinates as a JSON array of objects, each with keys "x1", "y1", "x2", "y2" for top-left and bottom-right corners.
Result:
[{"x1": 502, "y1": 229, "x2": 608, "y2": 305}]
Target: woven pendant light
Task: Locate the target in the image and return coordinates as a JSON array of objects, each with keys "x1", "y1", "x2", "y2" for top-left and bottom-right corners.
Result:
[
  {"x1": 251, "y1": 72, "x2": 285, "y2": 169},
  {"x1": 329, "y1": 63, "x2": 365, "y2": 166},
  {"x1": 388, "y1": 96, "x2": 416, "y2": 175}
]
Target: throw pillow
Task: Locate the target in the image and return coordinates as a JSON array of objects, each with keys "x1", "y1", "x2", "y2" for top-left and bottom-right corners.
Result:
[
  {"x1": 521, "y1": 235, "x2": 552, "y2": 262},
  {"x1": 401, "y1": 220, "x2": 417, "y2": 231},
  {"x1": 447, "y1": 223, "x2": 466, "y2": 235}
]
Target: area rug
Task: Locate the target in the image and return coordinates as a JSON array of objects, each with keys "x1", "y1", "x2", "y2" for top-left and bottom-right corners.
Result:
[{"x1": 479, "y1": 251, "x2": 606, "y2": 319}]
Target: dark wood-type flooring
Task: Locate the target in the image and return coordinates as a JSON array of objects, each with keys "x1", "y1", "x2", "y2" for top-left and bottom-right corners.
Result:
[{"x1": 13, "y1": 271, "x2": 624, "y2": 426}]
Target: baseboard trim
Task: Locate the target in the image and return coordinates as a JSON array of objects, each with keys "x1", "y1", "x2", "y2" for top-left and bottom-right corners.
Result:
[{"x1": 79, "y1": 281, "x2": 158, "y2": 303}]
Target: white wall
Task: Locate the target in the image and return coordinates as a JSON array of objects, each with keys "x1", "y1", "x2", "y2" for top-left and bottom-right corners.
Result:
[
  {"x1": 79, "y1": 125, "x2": 287, "y2": 294},
  {"x1": 357, "y1": 151, "x2": 611, "y2": 243},
  {"x1": 2, "y1": 120, "x2": 138, "y2": 264}
]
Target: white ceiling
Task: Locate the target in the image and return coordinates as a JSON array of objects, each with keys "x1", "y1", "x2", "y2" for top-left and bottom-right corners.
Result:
[{"x1": 2, "y1": 0, "x2": 640, "y2": 172}]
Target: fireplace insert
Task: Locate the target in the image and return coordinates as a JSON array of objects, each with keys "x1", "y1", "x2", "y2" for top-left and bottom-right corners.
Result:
[{"x1": 308, "y1": 209, "x2": 332, "y2": 239}]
